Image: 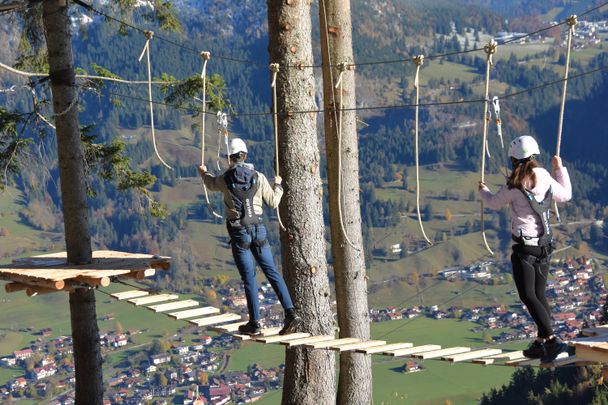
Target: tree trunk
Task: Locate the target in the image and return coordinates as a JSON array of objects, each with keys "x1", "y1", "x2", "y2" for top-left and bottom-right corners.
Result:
[
  {"x1": 319, "y1": 0, "x2": 372, "y2": 404},
  {"x1": 267, "y1": 1, "x2": 336, "y2": 404},
  {"x1": 41, "y1": 2, "x2": 101, "y2": 404}
]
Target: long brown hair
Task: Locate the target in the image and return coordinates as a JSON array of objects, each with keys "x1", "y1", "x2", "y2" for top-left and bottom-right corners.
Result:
[{"x1": 507, "y1": 157, "x2": 539, "y2": 190}]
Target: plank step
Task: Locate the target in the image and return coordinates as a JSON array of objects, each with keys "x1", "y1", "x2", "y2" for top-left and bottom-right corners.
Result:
[
  {"x1": 540, "y1": 355, "x2": 595, "y2": 368},
  {"x1": 211, "y1": 322, "x2": 248, "y2": 333},
  {"x1": 356, "y1": 342, "x2": 414, "y2": 355},
  {"x1": 168, "y1": 306, "x2": 220, "y2": 320},
  {"x1": 147, "y1": 300, "x2": 199, "y2": 313},
  {"x1": 281, "y1": 335, "x2": 336, "y2": 347},
  {"x1": 482, "y1": 350, "x2": 524, "y2": 361},
  {"x1": 330, "y1": 340, "x2": 387, "y2": 352},
  {"x1": 443, "y1": 349, "x2": 502, "y2": 363},
  {"x1": 256, "y1": 333, "x2": 311, "y2": 344},
  {"x1": 305, "y1": 338, "x2": 361, "y2": 349},
  {"x1": 189, "y1": 313, "x2": 242, "y2": 327},
  {"x1": 234, "y1": 327, "x2": 283, "y2": 341},
  {"x1": 111, "y1": 290, "x2": 149, "y2": 300},
  {"x1": 128, "y1": 294, "x2": 179, "y2": 306},
  {"x1": 412, "y1": 347, "x2": 471, "y2": 360},
  {"x1": 386, "y1": 345, "x2": 442, "y2": 357}
]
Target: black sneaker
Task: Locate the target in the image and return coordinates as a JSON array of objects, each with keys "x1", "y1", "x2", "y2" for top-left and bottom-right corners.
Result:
[
  {"x1": 238, "y1": 321, "x2": 262, "y2": 336},
  {"x1": 523, "y1": 340, "x2": 546, "y2": 359},
  {"x1": 279, "y1": 313, "x2": 302, "y2": 335},
  {"x1": 541, "y1": 337, "x2": 568, "y2": 363}
]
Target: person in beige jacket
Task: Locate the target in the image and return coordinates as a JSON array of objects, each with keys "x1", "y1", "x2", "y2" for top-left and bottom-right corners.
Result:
[{"x1": 197, "y1": 138, "x2": 300, "y2": 336}]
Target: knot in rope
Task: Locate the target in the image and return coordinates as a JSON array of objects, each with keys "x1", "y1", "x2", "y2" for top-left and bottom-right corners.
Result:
[
  {"x1": 144, "y1": 30, "x2": 154, "y2": 40},
  {"x1": 413, "y1": 55, "x2": 425, "y2": 89},
  {"x1": 200, "y1": 51, "x2": 211, "y2": 61},
  {"x1": 335, "y1": 62, "x2": 349, "y2": 89},
  {"x1": 566, "y1": 14, "x2": 578, "y2": 28},
  {"x1": 484, "y1": 39, "x2": 498, "y2": 65},
  {"x1": 217, "y1": 111, "x2": 228, "y2": 130},
  {"x1": 269, "y1": 63, "x2": 280, "y2": 88}
]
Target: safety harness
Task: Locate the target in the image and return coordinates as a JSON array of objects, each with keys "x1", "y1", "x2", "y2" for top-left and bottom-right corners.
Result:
[
  {"x1": 224, "y1": 164, "x2": 260, "y2": 229},
  {"x1": 512, "y1": 187, "x2": 553, "y2": 247}
]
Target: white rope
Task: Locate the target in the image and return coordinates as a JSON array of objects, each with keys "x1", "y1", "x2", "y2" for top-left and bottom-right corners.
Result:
[
  {"x1": 480, "y1": 39, "x2": 497, "y2": 256},
  {"x1": 554, "y1": 15, "x2": 577, "y2": 223},
  {"x1": 199, "y1": 51, "x2": 222, "y2": 219},
  {"x1": 216, "y1": 111, "x2": 229, "y2": 170},
  {"x1": 0, "y1": 85, "x2": 16, "y2": 93},
  {"x1": 335, "y1": 62, "x2": 360, "y2": 251},
  {"x1": 138, "y1": 31, "x2": 172, "y2": 170},
  {"x1": 269, "y1": 63, "x2": 286, "y2": 232},
  {"x1": 412, "y1": 55, "x2": 432, "y2": 246}
]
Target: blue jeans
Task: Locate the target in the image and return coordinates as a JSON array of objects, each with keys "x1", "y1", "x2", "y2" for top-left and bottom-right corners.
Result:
[{"x1": 228, "y1": 223, "x2": 294, "y2": 322}]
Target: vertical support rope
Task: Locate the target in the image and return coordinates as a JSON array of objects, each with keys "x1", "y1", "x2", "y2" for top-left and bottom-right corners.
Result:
[
  {"x1": 269, "y1": 63, "x2": 286, "y2": 232},
  {"x1": 554, "y1": 15, "x2": 577, "y2": 223},
  {"x1": 480, "y1": 39, "x2": 497, "y2": 256},
  {"x1": 199, "y1": 51, "x2": 222, "y2": 219},
  {"x1": 335, "y1": 62, "x2": 360, "y2": 251},
  {"x1": 138, "y1": 31, "x2": 172, "y2": 170},
  {"x1": 412, "y1": 55, "x2": 432, "y2": 246},
  {"x1": 216, "y1": 111, "x2": 228, "y2": 170}
]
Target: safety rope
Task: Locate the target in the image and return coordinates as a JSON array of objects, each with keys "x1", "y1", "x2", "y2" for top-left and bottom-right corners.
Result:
[
  {"x1": 269, "y1": 63, "x2": 286, "y2": 232},
  {"x1": 216, "y1": 111, "x2": 229, "y2": 170},
  {"x1": 335, "y1": 62, "x2": 360, "y2": 251},
  {"x1": 554, "y1": 15, "x2": 577, "y2": 223},
  {"x1": 412, "y1": 55, "x2": 432, "y2": 246},
  {"x1": 199, "y1": 51, "x2": 222, "y2": 219},
  {"x1": 480, "y1": 39, "x2": 497, "y2": 256},
  {"x1": 138, "y1": 30, "x2": 172, "y2": 170}
]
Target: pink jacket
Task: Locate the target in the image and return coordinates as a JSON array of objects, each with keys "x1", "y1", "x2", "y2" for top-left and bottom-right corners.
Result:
[{"x1": 479, "y1": 167, "x2": 572, "y2": 238}]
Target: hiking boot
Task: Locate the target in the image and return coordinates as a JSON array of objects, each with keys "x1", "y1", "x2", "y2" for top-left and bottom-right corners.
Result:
[
  {"x1": 238, "y1": 321, "x2": 261, "y2": 336},
  {"x1": 541, "y1": 337, "x2": 568, "y2": 363},
  {"x1": 523, "y1": 340, "x2": 546, "y2": 359},
  {"x1": 279, "y1": 313, "x2": 302, "y2": 335}
]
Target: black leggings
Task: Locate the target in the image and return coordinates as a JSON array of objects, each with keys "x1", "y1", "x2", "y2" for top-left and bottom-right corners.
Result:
[{"x1": 511, "y1": 244, "x2": 553, "y2": 338}]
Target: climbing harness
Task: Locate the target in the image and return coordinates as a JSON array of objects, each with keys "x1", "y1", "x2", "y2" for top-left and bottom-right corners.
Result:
[
  {"x1": 554, "y1": 15, "x2": 578, "y2": 223},
  {"x1": 216, "y1": 111, "x2": 229, "y2": 170},
  {"x1": 479, "y1": 39, "x2": 497, "y2": 256},
  {"x1": 334, "y1": 62, "x2": 360, "y2": 251},
  {"x1": 198, "y1": 51, "x2": 222, "y2": 219},
  {"x1": 138, "y1": 30, "x2": 172, "y2": 170},
  {"x1": 269, "y1": 63, "x2": 286, "y2": 231},
  {"x1": 412, "y1": 55, "x2": 432, "y2": 245}
]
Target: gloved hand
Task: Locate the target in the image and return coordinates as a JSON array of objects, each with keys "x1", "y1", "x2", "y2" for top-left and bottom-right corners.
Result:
[{"x1": 274, "y1": 175, "x2": 282, "y2": 185}]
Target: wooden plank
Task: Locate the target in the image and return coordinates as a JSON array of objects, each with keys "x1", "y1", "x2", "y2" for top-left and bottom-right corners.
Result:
[
  {"x1": 128, "y1": 294, "x2": 178, "y2": 306},
  {"x1": 472, "y1": 358, "x2": 495, "y2": 365},
  {"x1": 111, "y1": 290, "x2": 149, "y2": 300},
  {"x1": 0, "y1": 273, "x2": 65, "y2": 290},
  {"x1": 505, "y1": 358, "x2": 539, "y2": 367},
  {"x1": 483, "y1": 351, "x2": 524, "y2": 361},
  {"x1": 211, "y1": 322, "x2": 248, "y2": 333},
  {"x1": 386, "y1": 345, "x2": 442, "y2": 357},
  {"x1": 168, "y1": 306, "x2": 220, "y2": 320},
  {"x1": 189, "y1": 313, "x2": 242, "y2": 327},
  {"x1": 330, "y1": 340, "x2": 387, "y2": 352},
  {"x1": 147, "y1": 300, "x2": 199, "y2": 313},
  {"x1": 540, "y1": 356, "x2": 596, "y2": 368},
  {"x1": 233, "y1": 327, "x2": 283, "y2": 341},
  {"x1": 282, "y1": 335, "x2": 336, "y2": 347},
  {"x1": 74, "y1": 276, "x2": 111, "y2": 287},
  {"x1": 256, "y1": 333, "x2": 311, "y2": 344},
  {"x1": 4, "y1": 282, "x2": 30, "y2": 293},
  {"x1": 304, "y1": 338, "x2": 361, "y2": 349},
  {"x1": 574, "y1": 345, "x2": 608, "y2": 364},
  {"x1": 356, "y1": 342, "x2": 414, "y2": 355},
  {"x1": 412, "y1": 347, "x2": 471, "y2": 360},
  {"x1": 443, "y1": 349, "x2": 502, "y2": 363}
]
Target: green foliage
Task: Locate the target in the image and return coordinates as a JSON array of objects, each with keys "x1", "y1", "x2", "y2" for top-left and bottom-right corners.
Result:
[
  {"x1": 163, "y1": 73, "x2": 231, "y2": 113},
  {"x1": 150, "y1": 0, "x2": 182, "y2": 33},
  {"x1": 0, "y1": 109, "x2": 33, "y2": 190}
]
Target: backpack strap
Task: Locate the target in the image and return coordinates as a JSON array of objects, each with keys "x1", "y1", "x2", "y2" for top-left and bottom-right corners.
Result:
[
  {"x1": 520, "y1": 187, "x2": 553, "y2": 246},
  {"x1": 224, "y1": 166, "x2": 260, "y2": 228}
]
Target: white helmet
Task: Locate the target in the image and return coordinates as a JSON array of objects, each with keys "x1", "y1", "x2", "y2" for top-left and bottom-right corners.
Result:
[
  {"x1": 229, "y1": 138, "x2": 248, "y2": 156},
  {"x1": 508, "y1": 135, "x2": 540, "y2": 160}
]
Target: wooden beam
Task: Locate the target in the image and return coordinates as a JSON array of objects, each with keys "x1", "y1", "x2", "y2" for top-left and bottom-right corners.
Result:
[
  {"x1": 412, "y1": 347, "x2": 471, "y2": 360},
  {"x1": 443, "y1": 349, "x2": 502, "y2": 363},
  {"x1": 234, "y1": 327, "x2": 283, "y2": 341},
  {"x1": 282, "y1": 335, "x2": 336, "y2": 347},
  {"x1": 255, "y1": 333, "x2": 311, "y2": 344},
  {"x1": 189, "y1": 313, "x2": 242, "y2": 327},
  {"x1": 121, "y1": 268, "x2": 156, "y2": 280},
  {"x1": 385, "y1": 345, "x2": 442, "y2": 357},
  {"x1": 128, "y1": 294, "x2": 178, "y2": 306},
  {"x1": 540, "y1": 356, "x2": 596, "y2": 368},
  {"x1": 211, "y1": 322, "x2": 248, "y2": 333},
  {"x1": 304, "y1": 338, "x2": 361, "y2": 349},
  {"x1": 356, "y1": 342, "x2": 414, "y2": 355},
  {"x1": 111, "y1": 290, "x2": 149, "y2": 300},
  {"x1": 483, "y1": 351, "x2": 524, "y2": 361},
  {"x1": 330, "y1": 340, "x2": 387, "y2": 352},
  {"x1": 168, "y1": 306, "x2": 220, "y2": 320},
  {"x1": 574, "y1": 345, "x2": 608, "y2": 364},
  {"x1": 4, "y1": 282, "x2": 29, "y2": 293},
  {"x1": 472, "y1": 358, "x2": 495, "y2": 365},
  {"x1": 505, "y1": 358, "x2": 539, "y2": 367},
  {"x1": 147, "y1": 300, "x2": 199, "y2": 313},
  {"x1": 74, "y1": 276, "x2": 111, "y2": 287},
  {"x1": 0, "y1": 274, "x2": 65, "y2": 290}
]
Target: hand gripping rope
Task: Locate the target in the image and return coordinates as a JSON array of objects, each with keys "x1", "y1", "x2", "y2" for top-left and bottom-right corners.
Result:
[
  {"x1": 554, "y1": 15, "x2": 577, "y2": 224},
  {"x1": 199, "y1": 51, "x2": 222, "y2": 219},
  {"x1": 480, "y1": 39, "x2": 497, "y2": 256},
  {"x1": 216, "y1": 111, "x2": 229, "y2": 170},
  {"x1": 412, "y1": 55, "x2": 432, "y2": 246},
  {"x1": 138, "y1": 30, "x2": 172, "y2": 170},
  {"x1": 335, "y1": 62, "x2": 360, "y2": 251},
  {"x1": 269, "y1": 63, "x2": 286, "y2": 232}
]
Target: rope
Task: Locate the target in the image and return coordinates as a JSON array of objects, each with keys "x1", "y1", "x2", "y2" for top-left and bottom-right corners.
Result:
[
  {"x1": 216, "y1": 111, "x2": 229, "y2": 170},
  {"x1": 138, "y1": 31, "x2": 172, "y2": 170},
  {"x1": 269, "y1": 63, "x2": 286, "y2": 232},
  {"x1": 412, "y1": 55, "x2": 432, "y2": 246},
  {"x1": 199, "y1": 51, "x2": 222, "y2": 219},
  {"x1": 480, "y1": 39, "x2": 497, "y2": 256},
  {"x1": 554, "y1": 15, "x2": 577, "y2": 224},
  {"x1": 335, "y1": 62, "x2": 360, "y2": 251}
]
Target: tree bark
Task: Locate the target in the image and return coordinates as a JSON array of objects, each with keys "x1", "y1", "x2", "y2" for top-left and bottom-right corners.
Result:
[
  {"x1": 41, "y1": 2, "x2": 101, "y2": 404},
  {"x1": 267, "y1": 1, "x2": 336, "y2": 404},
  {"x1": 319, "y1": 0, "x2": 372, "y2": 404}
]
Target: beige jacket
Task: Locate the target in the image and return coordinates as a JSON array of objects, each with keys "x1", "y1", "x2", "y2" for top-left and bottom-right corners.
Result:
[{"x1": 202, "y1": 164, "x2": 283, "y2": 221}]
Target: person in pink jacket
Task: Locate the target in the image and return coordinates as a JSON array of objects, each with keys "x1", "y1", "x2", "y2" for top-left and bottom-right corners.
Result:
[{"x1": 479, "y1": 135, "x2": 572, "y2": 363}]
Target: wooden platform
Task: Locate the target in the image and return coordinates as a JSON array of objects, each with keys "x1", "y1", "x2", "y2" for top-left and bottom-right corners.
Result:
[{"x1": 1, "y1": 250, "x2": 171, "y2": 295}]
